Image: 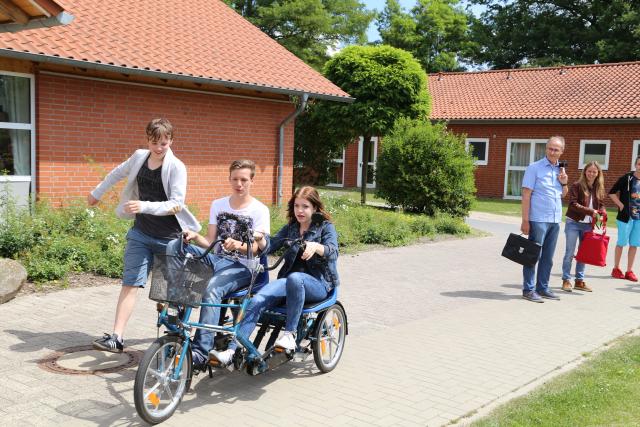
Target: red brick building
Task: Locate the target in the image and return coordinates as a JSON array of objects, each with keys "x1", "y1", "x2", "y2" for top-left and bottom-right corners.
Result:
[
  {"x1": 429, "y1": 62, "x2": 640, "y2": 199},
  {"x1": 0, "y1": 0, "x2": 350, "y2": 214},
  {"x1": 332, "y1": 62, "x2": 640, "y2": 200}
]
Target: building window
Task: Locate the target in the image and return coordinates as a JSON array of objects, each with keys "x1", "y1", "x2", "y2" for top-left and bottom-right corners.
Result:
[
  {"x1": 0, "y1": 71, "x2": 35, "y2": 208},
  {"x1": 0, "y1": 74, "x2": 32, "y2": 177},
  {"x1": 579, "y1": 140, "x2": 610, "y2": 170},
  {"x1": 632, "y1": 140, "x2": 640, "y2": 170},
  {"x1": 327, "y1": 150, "x2": 345, "y2": 187},
  {"x1": 504, "y1": 139, "x2": 547, "y2": 199},
  {"x1": 466, "y1": 138, "x2": 489, "y2": 166}
]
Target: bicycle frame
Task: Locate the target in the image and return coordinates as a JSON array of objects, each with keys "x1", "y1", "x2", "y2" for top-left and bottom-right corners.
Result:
[{"x1": 157, "y1": 227, "x2": 314, "y2": 380}]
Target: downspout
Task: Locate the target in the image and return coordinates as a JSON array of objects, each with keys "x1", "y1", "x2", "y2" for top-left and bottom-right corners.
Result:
[{"x1": 277, "y1": 93, "x2": 308, "y2": 206}]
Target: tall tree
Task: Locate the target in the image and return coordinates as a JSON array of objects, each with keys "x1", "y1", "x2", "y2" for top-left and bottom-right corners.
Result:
[
  {"x1": 469, "y1": 0, "x2": 640, "y2": 68},
  {"x1": 304, "y1": 45, "x2": 430, "y2": 204},
  {"x1": 377, "y1": 0, "x2": 476, "y2": 72},
  {"x1": 225, "y1": 0, "x2": 375, "y2": 69}
]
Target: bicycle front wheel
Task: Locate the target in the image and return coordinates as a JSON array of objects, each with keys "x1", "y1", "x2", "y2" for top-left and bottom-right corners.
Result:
[{"x1": 134, "y1": 335, "x2": 192, "y2": 424}]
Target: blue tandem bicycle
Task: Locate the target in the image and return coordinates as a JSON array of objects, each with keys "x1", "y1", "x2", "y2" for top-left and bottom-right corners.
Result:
[{"x1": 133, "y1": 224, "x2": 348, "y2": 424}]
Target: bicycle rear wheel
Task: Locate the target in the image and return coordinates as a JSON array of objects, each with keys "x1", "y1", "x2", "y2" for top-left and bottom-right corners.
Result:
[
  {"x1": 134, "y1": 335, "x2": 192, "y2": 424},
  {"x1": 312, "y1": 304, "x2": 346, "y2": 373}
]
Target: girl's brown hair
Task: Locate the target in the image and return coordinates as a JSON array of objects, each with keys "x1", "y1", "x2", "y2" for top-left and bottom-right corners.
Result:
[
  {"x1": 578, "y1": 161, "x2": 605, "y2": 200},
  {"x1": 287, "y1": 186, "x2": 332, "y2": 224}
]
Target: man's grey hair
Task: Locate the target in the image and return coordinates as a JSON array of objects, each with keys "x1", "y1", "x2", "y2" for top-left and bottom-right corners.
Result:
[{"x1": 548, "y1": 135, "x2": 565, "y2": 149}]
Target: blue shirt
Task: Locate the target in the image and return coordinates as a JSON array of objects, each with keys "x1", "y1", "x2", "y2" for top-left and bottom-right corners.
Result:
[{"x1": 522, "y1": 156, "x2": 563, "y2": 223}]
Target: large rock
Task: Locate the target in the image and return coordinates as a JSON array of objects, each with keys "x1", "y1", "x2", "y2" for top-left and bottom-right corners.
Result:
[{"x1": 0, "y1": 258, "x2": 27, "y2": 304}]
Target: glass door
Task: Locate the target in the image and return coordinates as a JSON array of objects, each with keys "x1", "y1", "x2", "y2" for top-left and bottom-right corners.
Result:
[
  {"x1": 504, "y1": 139, "x2": 547, "y2": 198},
  {"x1": 357, "y1": 136, "x2": 378, "y2": 188}
]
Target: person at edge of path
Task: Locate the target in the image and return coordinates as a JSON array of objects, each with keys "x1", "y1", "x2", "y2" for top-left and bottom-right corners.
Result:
[
  {"x1": 88, "y1": 118, "x2": 201, "y2": 353},
  {"x1": 520, "y1": 135, "x2": 569, "y2": 303},
  {"x1": 561, "y1": 161, "x2": 606, "y2": 293},
  {"x1": 209, "y1": 186, "x2": 339, "y2": 366},
  {"x1": 608, "y1": 156, "x2": 640, "y2": 282},
  {"x1": 166, "y1": 159, "x2": 270, "y2": 367}
]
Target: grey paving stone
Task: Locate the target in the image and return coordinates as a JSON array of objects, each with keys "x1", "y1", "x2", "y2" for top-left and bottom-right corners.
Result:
[{"x1": 1, "y1": 212, "x2": 639, "y2": 426}]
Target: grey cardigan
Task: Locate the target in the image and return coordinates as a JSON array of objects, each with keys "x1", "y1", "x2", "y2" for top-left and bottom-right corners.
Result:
[{"x1": 90, "y1": 148, "x2": 201, "y2": 232}]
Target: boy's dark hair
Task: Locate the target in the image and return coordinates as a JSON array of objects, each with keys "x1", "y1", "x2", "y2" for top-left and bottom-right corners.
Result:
[
  {"x1": 146, "y1": 118, "x2": 174, "y2": 142},
  {"x1": 229, "y1": 159, "x2": 256, "y2": 179}
]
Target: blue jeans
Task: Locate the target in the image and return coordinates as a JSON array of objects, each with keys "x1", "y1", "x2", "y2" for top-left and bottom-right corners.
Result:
[
  {"x1": 166, "y1": 239, "x2": 251, "y2": 361},
  {"x1": 562, "y1": 219, "x2": 592, "y2": 281},
  {"x1": 231, "y1": 272, "x2": 329, "y2": 350},
  {"x1": 523, "y1": 221, "x2": 560, "y2": 293}
]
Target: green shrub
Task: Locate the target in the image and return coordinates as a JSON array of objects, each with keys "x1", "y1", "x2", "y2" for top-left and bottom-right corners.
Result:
[
  {"x1": 433, "y1": 215, "x2": 471, "y2": 235},
  {"x1": 24, "y1": 256, "x2": 70, "y2": 283},
  {"x1": 410, "y1": 215, "x2": 436, "y2": 236},
  {"x1": 376, "y1": 118, "x2": 476, "y2": 217},
  {"x1": 0, "y1": 196, "x2": 130, "y2": 282}
]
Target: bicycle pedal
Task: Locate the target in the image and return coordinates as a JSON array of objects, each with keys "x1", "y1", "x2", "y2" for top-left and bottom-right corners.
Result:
[{"x1": 267, "y1": 351, "x2": 292, "y2": 369}]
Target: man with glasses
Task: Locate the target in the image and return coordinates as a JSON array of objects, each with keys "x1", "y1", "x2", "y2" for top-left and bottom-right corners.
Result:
[{"x1": 520, "y1": 136, "x2": 569, "y2": 303}]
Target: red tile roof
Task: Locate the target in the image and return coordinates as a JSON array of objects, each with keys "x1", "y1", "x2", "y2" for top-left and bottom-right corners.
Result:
[
  {"x1": 0, "y1": 0, "x2": 351, "y2": 101},
  {"x1": 429, "y1": 62, "x2": 640, "y2": 120}
]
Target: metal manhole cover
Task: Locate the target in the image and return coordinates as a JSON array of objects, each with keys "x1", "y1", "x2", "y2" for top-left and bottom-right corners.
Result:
[{"x1": 38, "y1": 345, "x2": 141, "y2": 375}]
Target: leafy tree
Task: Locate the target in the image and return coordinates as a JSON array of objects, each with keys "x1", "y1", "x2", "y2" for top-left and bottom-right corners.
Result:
[
  {"x1": 469, "y1": 0, "x2": 640, "y2": 68},
  {"x1": 225, "y1": 0, "x2": 375, "y2": 69},
  {"x1": 376, "y1": 118, "x2": 476, "y2": 216},
  {"x1": 307, "y1": 45, "x2": 430, "y2": 203},
  {"x1": 377, "y1": 0, "x2": 476, "y2": 72},
  {"x1": 294, "y1": 102, "x2": 349, "y2": 185}
]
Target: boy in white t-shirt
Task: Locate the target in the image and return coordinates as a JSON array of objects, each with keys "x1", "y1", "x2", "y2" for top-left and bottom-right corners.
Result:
[{"x1": 167, "y1": 159, "x2": 270, "y2": 366}]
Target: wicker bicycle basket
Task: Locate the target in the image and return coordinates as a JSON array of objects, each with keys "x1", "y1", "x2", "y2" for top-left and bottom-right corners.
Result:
[{"x1": 149, "y1": 254, "x2": 213, "y2": 307}]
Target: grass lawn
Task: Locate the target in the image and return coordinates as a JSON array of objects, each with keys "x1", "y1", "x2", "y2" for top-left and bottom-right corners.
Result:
[
  {"x1": 472, "y1": 334, "x2": 640, "y2": 426},
  {"x1": 471, "y1": 198, "x2": 619, "y2": 229},
  {"x1": 317, "y1": 186, "x2": 389, "y2": 205}
]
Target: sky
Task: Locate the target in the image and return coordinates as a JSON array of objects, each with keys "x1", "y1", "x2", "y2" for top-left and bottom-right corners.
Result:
[{"x1": 363, "y1": 0, "x2": 485, "y2": 42}]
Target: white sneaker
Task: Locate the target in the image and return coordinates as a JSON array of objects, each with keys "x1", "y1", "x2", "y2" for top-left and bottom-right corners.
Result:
[
  {"x1": 208, "y1": 348, "x2": 234, "y2": 366},
  {"x1": 275, "y1": 331, "x2": 296, "y2": 351}
]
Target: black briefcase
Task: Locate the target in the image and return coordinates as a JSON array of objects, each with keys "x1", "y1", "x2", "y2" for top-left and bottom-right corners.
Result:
[{"x1": 501, "y1": 233, "x2": 541, "y2": 267}]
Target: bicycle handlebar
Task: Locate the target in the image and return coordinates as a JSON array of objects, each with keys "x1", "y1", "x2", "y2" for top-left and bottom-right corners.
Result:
[{"x1": 264, "y1": 238, "x2": 305, "y2": 271}]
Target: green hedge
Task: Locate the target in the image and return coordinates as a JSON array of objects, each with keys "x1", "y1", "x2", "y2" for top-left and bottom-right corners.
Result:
[{"x1": 0, "y1": 192, "x2": 469, "y2": 284}]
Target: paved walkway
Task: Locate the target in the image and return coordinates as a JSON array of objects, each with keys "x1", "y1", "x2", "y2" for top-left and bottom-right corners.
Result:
[{"x1": 2, "y1": 212, "x2": 639, "y2": 426}]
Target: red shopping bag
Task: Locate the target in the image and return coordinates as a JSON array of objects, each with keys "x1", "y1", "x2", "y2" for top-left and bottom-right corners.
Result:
[{"x1": 575, "y1": 212, "x2": 609, "y2": 267}]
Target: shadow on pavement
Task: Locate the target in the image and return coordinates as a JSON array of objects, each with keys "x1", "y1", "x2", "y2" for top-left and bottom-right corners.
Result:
[
  {"x1": 55, "y1": 366, "x2": 141, "y2": 427},
  {"x1": 184, "y1": 356, "x2": 322, "y2": 408},
  {"x1": 4, "y1": 329, "x2": 154, "y2": 353},
  {"x1": 616, "y1": 287, "x2": 640, "y2": 293},
  {"x1": 440, "y1": 290, "x2": 521, "y2": 301}
]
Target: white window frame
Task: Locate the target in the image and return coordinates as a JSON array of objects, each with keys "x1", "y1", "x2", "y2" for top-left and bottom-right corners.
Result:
[
  {"x1": 503, "y1": 139, "x2": 548, "y2": 200},
  {"x1": 326, "y1": 149, "x2": 345, "y2": 187},
  {"x1": 0, "y1": 70, "x2": 36, "y2": 198},
  {"x1": 579, "y1": 139, "x2": 610, "y2": 170},
  {"x1": 357, "y1": 136, "x2": 378, "y2": 188},
  {"x1": 631, "y1": 140, "x2": 640, "y2": 170},
  {"x1": 465, "y1": 138, "x2": 489, "y2": 166}
]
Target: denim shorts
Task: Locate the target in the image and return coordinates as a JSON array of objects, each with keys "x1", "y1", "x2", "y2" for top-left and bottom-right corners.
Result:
[
  {"x1": 122, "y1": 227, "x2": 174, "y2": 287},
  {"x1": 616, "y1": 219, "x2": 640, "y2": 247}
]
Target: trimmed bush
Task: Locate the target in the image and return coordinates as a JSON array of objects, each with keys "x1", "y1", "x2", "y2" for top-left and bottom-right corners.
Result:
[{"x1": 376, "y1": 118, "x2": 476, "y2": 217}]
